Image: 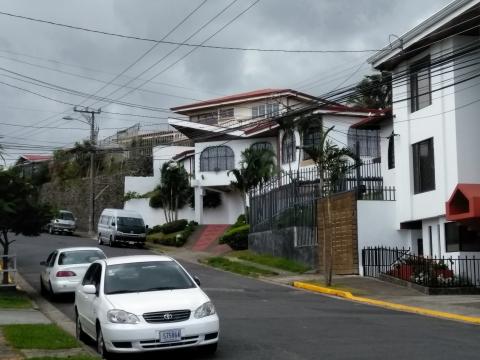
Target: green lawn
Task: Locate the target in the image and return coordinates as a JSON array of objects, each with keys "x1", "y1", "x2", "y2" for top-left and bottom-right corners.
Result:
[
  {"x1": 29, "y1": 357, "x2": 98, "y2": 360},
  {"x1": 2, "y1": 324, "x2": 79, "y2": 349},
  {"x1": 233, "y1": 250, "x2": 311, "y2": 273},
  {"x1": 0, "y1": 290, "x2": 32, "y2": 309},
  {"x1": 204, "y1": 257, "x2": 278, "y2": 277}
]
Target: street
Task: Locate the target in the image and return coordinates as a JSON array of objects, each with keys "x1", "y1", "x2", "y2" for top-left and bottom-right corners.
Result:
[{"x1": 12, "y1": 233, "x2": 480, "y2": 360}]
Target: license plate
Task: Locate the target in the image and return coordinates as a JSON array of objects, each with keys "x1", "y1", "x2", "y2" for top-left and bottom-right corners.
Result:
[{"x1": 159, "y1": 329, "x2": 181, "y2": 343}]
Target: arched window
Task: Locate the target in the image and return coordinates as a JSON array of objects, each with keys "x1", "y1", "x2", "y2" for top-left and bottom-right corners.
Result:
[
  {"x1": 303, "y1": 126, "x2": 321, "y2": 160},
  {"x1": 200, "y1": 146, "x2": 235, "y2": 172},
  {"x1": 251, "y1": 142, "x2": 273, "y2": 152},
  {"x1": 281, "y1": 130, "x2": 296, "y2": 164}
]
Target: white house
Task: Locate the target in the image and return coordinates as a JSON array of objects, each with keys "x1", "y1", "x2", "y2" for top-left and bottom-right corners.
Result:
[
  {"x1": 168, "y1": 88, "x2": 375, "y2": 225},
  {"x1": 366, "y1": 0, "x2": 480, "y2": 259}
]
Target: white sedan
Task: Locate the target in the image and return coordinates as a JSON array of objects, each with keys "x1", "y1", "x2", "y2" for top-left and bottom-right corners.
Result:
[
  {"x1": 74, "y1": 255, "x2": 219, "y2": 358},
  {"x1": 40, "y1": 247, "x2": 106, "y2": 297}
]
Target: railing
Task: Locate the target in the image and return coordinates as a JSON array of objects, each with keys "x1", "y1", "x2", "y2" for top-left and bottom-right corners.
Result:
[
  {"x1": 0, "y1": 254, "x2": 17, "y2": 287},
  {"x1": 362, "y1": 247, "x2": 480, "y2": 288},
  {"x1": 358, "y1": 186, "x2": 396, "y2": 201}
]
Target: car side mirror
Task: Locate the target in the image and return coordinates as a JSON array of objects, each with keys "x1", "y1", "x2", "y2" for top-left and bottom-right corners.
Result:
[
  {"x1": 194, "y1": 276, "x2": 201, "y2": 286},
  {"x1": 111, "y1": 222, "x2": 115, "y2": 227},
  {"x1": 82, "y1": 284, "x2": 97, "y2": 295},
  {"x1": 40, "y1": 261, "x2": 46, "y2": 266}
]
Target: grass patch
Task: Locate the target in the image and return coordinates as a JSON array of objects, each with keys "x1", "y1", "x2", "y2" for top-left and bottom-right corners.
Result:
[
  {"x1": 2, "y1": 324, "x2": 79, "y2": 349},
  {"x1": 204, "y1": 257, "x2": 278, "y2": 277},
  {"x1": 0, "y1": 290, "x2": 32, "y2": 309},
  {"x1": 305, "y1": 281, "x2": 367, "y2": 296},
  {"x1": 29, "y1": 356, "x2": 98, "y2": 360},
  {"x1": 233, "y1": 250, "x2": 310, "y2": 273}
]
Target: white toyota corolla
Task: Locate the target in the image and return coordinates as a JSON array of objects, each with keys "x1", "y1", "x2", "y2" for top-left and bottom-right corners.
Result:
[{"x1": 74, "y1": 255, "x2": 219, "y2": 358}]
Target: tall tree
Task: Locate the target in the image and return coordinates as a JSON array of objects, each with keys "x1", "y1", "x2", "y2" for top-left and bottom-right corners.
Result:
[
  {"x1": 229, "y1": 147, "x2": 276, "y2": 221},
  {"x1": 299, "y1": 119, "x2": 357, "y2": 286},
  {"x1": 348, "y1": 73, "x2": 392, "y2": 109},
  {"x1": 0, "y1": 171, "x2": 52, "y2": 284},
  {"x1": 150, "y1": 161, "x2": 190, "y2": 223}
]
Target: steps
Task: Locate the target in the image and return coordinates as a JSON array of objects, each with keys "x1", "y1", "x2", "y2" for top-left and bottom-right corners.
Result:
[{"x1": 192, "y1": 224, "x2": 230, "y2": 252}]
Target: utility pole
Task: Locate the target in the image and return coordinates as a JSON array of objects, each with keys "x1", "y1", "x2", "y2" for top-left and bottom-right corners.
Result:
[{"x1": 73, "y1": 106, "x2": 101, "y2": 236}]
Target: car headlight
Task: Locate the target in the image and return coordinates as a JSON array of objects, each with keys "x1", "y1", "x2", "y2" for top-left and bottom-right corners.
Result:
[
  {"x1": 194, "y1": 301, "x2": 216, "y2": 319},
  {"x1": 107, "y1": 309, "x2": 140, "y2": 324}
]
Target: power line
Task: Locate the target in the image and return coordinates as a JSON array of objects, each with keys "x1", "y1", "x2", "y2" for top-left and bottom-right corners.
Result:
[{"x1": 0, "y1": 9, "x2": 381, "y2": 54}]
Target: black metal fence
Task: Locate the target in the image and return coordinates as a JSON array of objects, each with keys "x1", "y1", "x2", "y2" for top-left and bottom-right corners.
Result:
[
  {"x1": 249, "y1": 161, "x2": 394, "y2": 235},
  {"x1": 363, "y1": 247, "x2": 480, "y2": 288}
]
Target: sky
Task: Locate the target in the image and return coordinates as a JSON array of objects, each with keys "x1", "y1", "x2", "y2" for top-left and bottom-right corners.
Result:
[{"x1": 0, "y1": 0, "x2": 453, "y2": 164}]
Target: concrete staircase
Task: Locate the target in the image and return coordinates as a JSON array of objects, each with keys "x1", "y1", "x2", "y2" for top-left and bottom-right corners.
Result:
[{"x1": 192, "y1": 224, "x2": 230, "y2": 252}]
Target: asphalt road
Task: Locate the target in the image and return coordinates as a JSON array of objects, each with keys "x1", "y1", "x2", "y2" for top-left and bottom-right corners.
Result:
[{"x1": 12, "y1": 233, "x2": 480, "y2": 360}]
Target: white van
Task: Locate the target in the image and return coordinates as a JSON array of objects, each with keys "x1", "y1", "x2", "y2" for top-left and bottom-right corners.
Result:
[{"x1": 97, "y1": 209, "x2": 147, "y2": 248}]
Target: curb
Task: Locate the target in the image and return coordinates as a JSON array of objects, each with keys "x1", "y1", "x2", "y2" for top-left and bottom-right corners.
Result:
[{"x1": 293, "y1": 281, "x2": 480, "y2": 325}]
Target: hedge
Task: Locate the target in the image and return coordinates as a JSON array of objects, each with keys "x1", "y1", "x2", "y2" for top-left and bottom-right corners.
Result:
[
  {"x1": 219, "y1": 224, "x2": 249, "y2": 250},
  {"x1": 162, "y1": 219, "x2": 188, "y2": 234}
]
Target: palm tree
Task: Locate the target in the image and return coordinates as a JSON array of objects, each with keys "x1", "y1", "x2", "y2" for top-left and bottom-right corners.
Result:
[
  {"x1": 229, "y1": 147, "x2": 276, "y2": 222},
  {"x1": 348, "y1": 73, "x2": 392, "y2": 109},
  {"x1": 299, "y1": 119, "x2": 358, "y2": 286}
]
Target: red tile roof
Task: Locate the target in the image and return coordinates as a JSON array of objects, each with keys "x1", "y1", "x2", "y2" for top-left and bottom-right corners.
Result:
[
  {"x1": 20, "y1": 154, "x2": 52, "y2": 162},
  {"x1": 170, "y1": 88, "x2": 320, "y2": 113}
]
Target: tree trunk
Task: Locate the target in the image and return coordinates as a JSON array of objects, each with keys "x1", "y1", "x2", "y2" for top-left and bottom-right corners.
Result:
[
  {"x1": 1, "y1": 230, "x2": 9, "y2": 285},
  {"x1": 242, "y1": 192, "x2": 248, "y2": 223}
]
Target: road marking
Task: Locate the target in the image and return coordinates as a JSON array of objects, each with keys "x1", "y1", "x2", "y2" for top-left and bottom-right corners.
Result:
[{"x1": 293, "y1": 282, "x2": 480, "y2": 325}]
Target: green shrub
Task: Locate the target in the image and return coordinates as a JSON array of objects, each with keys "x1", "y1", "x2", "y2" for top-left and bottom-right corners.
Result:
[
  {"x1": 220, "y1": 224, "x2": 250, "y2": 250},
  {"x1": 149, "y1": 191, "x2": 163, "y2": 208},
  {"x1": 147, "y1": 224, "x2": 163, "y2": 235},
  {"x1": 233, "y1": 214, "x2": 247, "y2": 228},
  {"x1": 162, "y1": 219, "x2": 188, "y2": 234}
]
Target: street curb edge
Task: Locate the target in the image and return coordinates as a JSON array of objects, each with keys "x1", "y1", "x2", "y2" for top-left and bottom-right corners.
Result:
[{"x1": 292, "y1": 281, "x2": 480, "y2": 325}]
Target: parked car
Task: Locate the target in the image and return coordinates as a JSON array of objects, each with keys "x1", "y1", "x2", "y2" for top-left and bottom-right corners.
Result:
[
  {"x1": 74, "y1": 255, "x2": 219, "y2": 358},
  {"x1": 40, "y1": 247, "x2": 106, "y2": 297},
  {"x1": 97, "y1": 209, "x2": 147, "y2": 248},
  {"x1": 47, "y1": 210, "x2": 77, "y2": 235}
]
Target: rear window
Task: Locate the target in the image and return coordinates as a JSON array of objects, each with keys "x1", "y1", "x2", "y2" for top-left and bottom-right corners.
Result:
[{"x1": 58, "y1": 250, "x2": 105, "y2": 265}]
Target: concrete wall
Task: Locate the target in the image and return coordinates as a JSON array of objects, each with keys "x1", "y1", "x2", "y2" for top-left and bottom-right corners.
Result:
[
  {"x1": 248, "y1": 227, "x2": 318, "y2": 268},
  {"x1": 357, "y1": 200, "x2": 410, "y2": 275},
  {"x1": 39, "y1": 175, "x2": 124, "y2": 232}
]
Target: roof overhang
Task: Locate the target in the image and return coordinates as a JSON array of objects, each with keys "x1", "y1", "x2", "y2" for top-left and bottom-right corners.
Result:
[
  {"x1": 368, "y1": 0, "x2": 480, "y2": 70},
  {"x1": 446, "y1": 183, "x2": 480, "y2": 222}
]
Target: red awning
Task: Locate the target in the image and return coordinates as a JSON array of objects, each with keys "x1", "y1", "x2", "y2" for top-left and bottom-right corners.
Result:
[{"x1": 445, "y1": 184, "x2": 480, "y2": 221}]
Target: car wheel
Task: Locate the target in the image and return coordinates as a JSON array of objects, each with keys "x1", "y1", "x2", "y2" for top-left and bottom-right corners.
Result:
[
  {"x1": 109, "y1": 237, "x2": 114, "y2": 247},
  {"x1": 48, "y1": 281, "x2": 56, "y2": 301},
  {"x1": 97, "y1": 325, "x2": 114, "y2": 359},
  {"x1": 40, "y1": 277, "x2": 46, "y2": 296},
  {"x1": 76, "y1": 311, "x2": 87, "y2": 343},
  {"x1": 202, "y1": 342, "x2": 218, "y2": 355},
  {"x1": 98, "y1": 234, "x2": 103, "y2": 245}
]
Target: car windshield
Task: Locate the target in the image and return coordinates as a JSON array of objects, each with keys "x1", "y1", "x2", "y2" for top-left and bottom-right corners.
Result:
[
  {"x1": 59, "y1": 212, "x2": 74, "y2": 220},
  {"x1": 104, "y1": 261, "x2": 195, "y2": 294},
  {"x1": 58, "y1": 250, "x2": 105, "y2": 265},
  {"x1": 117, "y1": 217, "x2": 144, "y2": 227}
]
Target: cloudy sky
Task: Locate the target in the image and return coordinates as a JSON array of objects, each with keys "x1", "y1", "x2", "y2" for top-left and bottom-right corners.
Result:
[{"x1": 0, "y1": 0, "x2": 452, "y2": 163}]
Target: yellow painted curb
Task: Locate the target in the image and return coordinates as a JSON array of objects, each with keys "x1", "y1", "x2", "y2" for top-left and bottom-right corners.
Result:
[{"x1": 293, "y1": 281, "x2": 480, "y2": 325}]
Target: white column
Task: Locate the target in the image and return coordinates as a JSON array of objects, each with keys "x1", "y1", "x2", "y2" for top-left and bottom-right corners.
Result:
[{"x1": 195, "y1": 187, "x2": 205, "y2": 224}]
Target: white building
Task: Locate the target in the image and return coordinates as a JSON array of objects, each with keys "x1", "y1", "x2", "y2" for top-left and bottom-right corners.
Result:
[{"x1": 366, "y1": 0, "x2": 480, "y2": 259}]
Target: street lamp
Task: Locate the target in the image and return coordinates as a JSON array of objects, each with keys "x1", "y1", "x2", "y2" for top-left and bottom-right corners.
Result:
[{"x1": 63, "y1": 107, "x2": 100, "y2": 236}]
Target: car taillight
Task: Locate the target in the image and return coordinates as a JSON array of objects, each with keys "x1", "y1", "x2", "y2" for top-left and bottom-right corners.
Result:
[{"x1": 56, "y1": 271, "x2": 76, "y2": 277}]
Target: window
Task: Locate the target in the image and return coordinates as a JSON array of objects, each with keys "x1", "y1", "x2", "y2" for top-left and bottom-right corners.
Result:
[
  {"x1": 251, "y1": 142, "x2": 273, "y2": 152},
  {"x1": 388, "y1": 134, "x2": 395, "y2": 169},
  {"x1": 410, "y1": 56, "x2": 432, "y2": 112},
  {"x1": 412, "y1": 138, "x2": 435, "y2": 194},
  {"x1": 219, "y1": 108, "x2": 234, "y2": 119},
  {"x1": 48, "y1": 251, "x2": 57, "y2": 267},
  {"x1": 200, "y1": 146, "x2": 235, "y2": 172},
  {"x1": 58, "y1": 250, "x2": 105, "y2": 265},
  {"x1": 445, "y1": 222, "x2": 480, "y2": 252},
  {"x1": 347, "y1": 128, "x2": 380, "y2": 158},
  {"x1": 281, "y1": 130, "x2": 296, "y2": 164},
  {"x1": 252, "y1": 103, "x2": 280, "y2": 118},
  {"x1": 303, "y1": 126, "x2": 322, "y2": 160},
  {"x1": 428, "y1": 226, "x2": 433, "y2": 257},
  {"x1": 197, "y1": 112, "x2": 218, "y2": 125}
]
